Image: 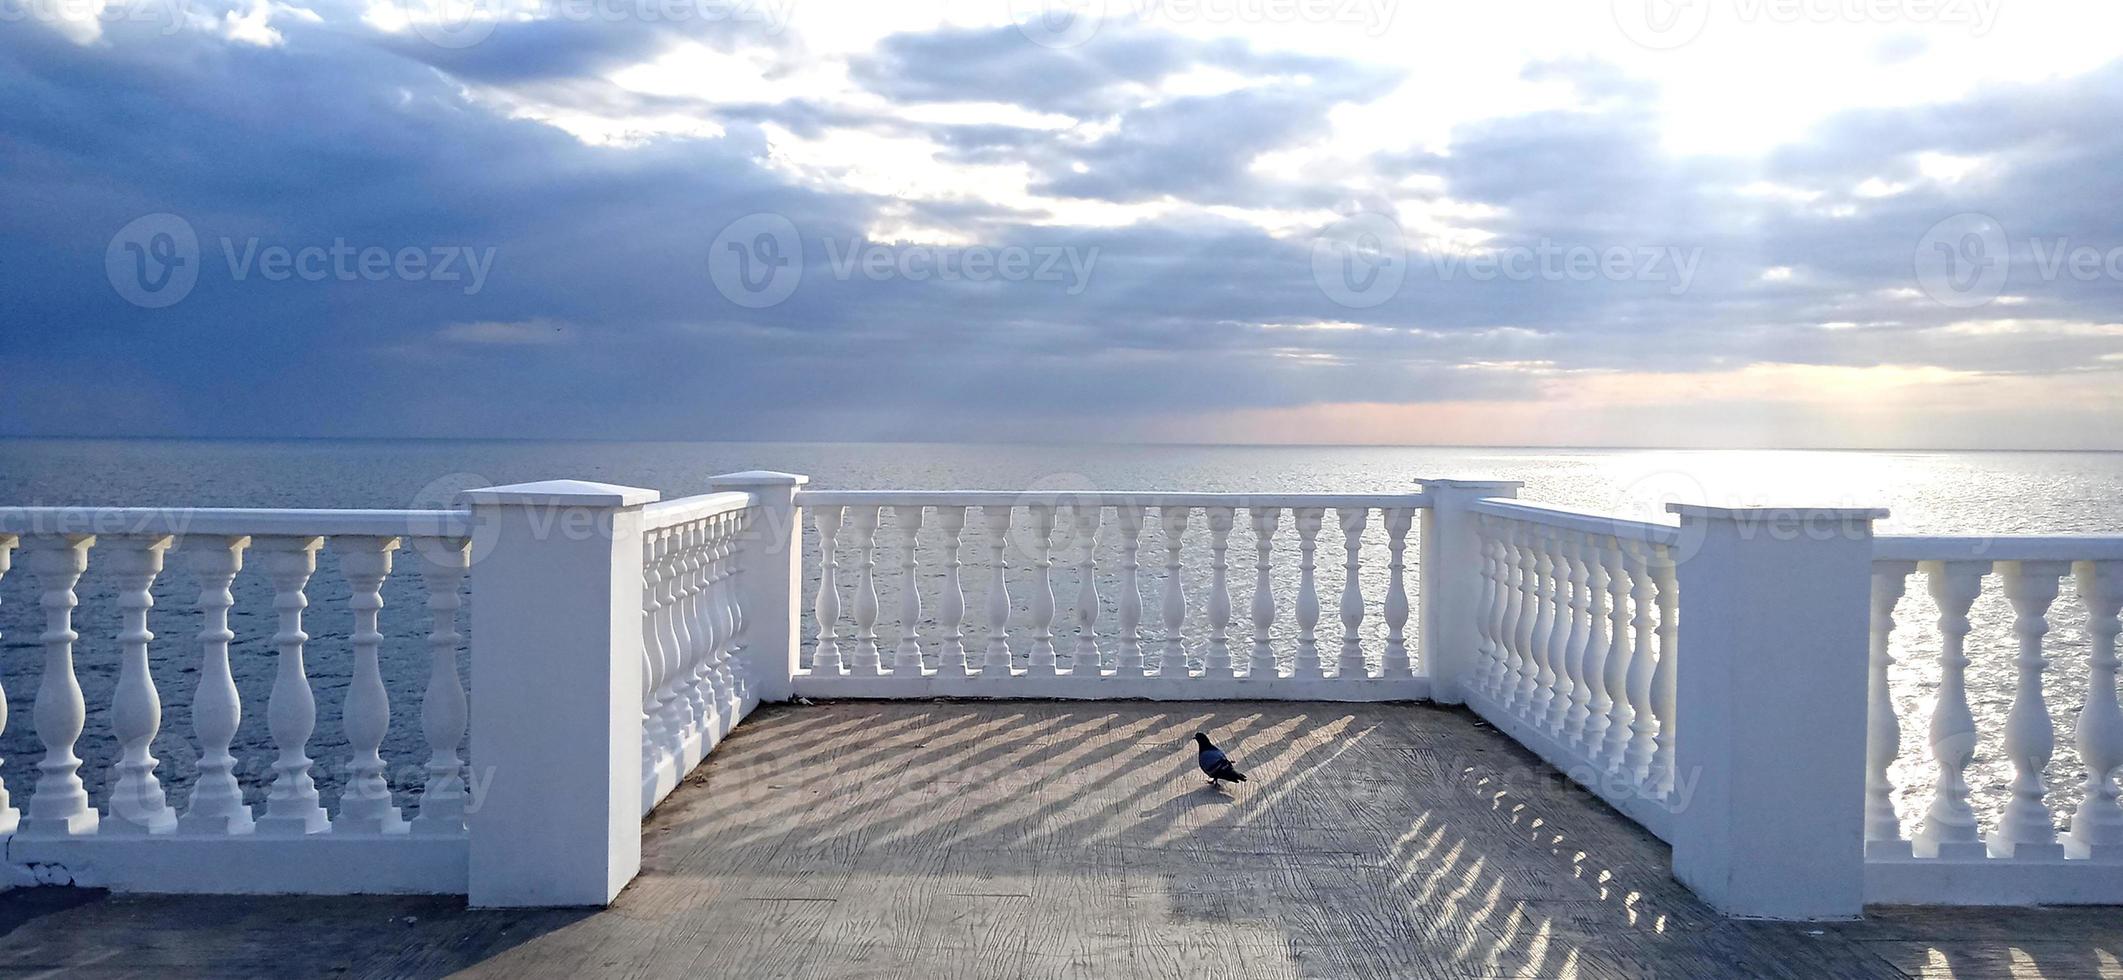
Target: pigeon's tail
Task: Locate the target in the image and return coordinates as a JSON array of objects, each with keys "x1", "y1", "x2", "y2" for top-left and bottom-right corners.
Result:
[
  {"x1": 1231, "y1": 770, "x2": 1248, "y2": 783},
  {"x1": 1210, "y1": 760, "x2": 1247, "y2": 783}
]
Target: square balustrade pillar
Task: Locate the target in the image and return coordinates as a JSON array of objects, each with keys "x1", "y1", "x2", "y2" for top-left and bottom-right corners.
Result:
[
  {"x1": 1666, "y1": 503, "x2": 1886, "y2": 920},
  {"x1": 1418, "y1": 479, "x2": 1522, "y2": 704},
  {"x1": 461, "y1": 480, "x2": 659, "y2": 908},
  {"x1": 708, "y1": 471, "x2": 809, "y2": 704}
]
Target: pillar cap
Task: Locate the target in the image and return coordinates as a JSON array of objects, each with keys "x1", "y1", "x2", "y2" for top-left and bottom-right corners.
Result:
[
  {"x1": 460, "y1": 480, "x2": 661, "y2": 508},
  {"x1": 708, "y1": 471, "x2": 811, "y2": 488}
]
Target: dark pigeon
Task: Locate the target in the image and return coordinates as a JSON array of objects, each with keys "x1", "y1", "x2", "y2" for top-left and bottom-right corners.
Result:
[{"x1": 1194, "y1": 732, "x2": 1248, "y2": 787}]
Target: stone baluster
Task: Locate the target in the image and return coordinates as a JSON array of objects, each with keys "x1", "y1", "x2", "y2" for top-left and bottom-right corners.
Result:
[
  {"x1": 1157, "y1": 506, "x2": 1190, "y2": 678},
  {"x1": 1497, "y1": 524, "x2": 1527, "y2": 706},
  {"x1": 1477, "y1": 528, "x2": 1511, "y2": 695},
  {"x1": 713, "y1": 517, "x2": 738, "y2": 716},
  {"x1": 1865, "y1": 562, "x2": 1915, "y2": 856},
  {"x1": 1558, "y1": 533, "x2": 1593, "y2": 744},
  {"x1": 176, "y1": 536, "x2": 255, "y2": 835},
  {"x1": 936, "y1": 507, "x2": 969, "y2": 675},
  {"x1": 983, "y1": 505, "x2": 1014, "y2": 677},
  {"x1": 336, "y1": 536, "x2": 404, "y2": 834},
  {"x1": 1027, "y1": 504, "x2": 1059, "y2": 676},
  {"x1": 1914, "y1": 559, "x2": 1989, "y2": 858},
  {"x1": 1648, "y1": 548, "x2": 1679, "y2": 799},
  {"x1": 1115, "y1": 505, "x2": 1147, "y2": 676},
  {"x1": 1620, "y1": 543, "x2": 1659, "y2": 786},
  {"x1": 654, "y1": 529, "x2": 687, "y2": 743},
  {"x1": 255, "y1": 536, "x2": 328, "y2": 835},
  {"x1": 848, "y1": 507, "x2": 882, "y2": 676},
  {"x1": 894, "y1": 504, "x2": 927, "y2": 675},
  {"x1": 677, "y1": 522, "x2": 710, "y2": 739},
  {"x1": 22, "y1": 535, "x2": 97, "y2": 836},
  {"x1": 1336, "y1": 507, "x2": 1368, "y2": 680},
  {"x1": 1383, "y1": 508, "x2": 1414, "y2": 678},
  {"x1": 1554, "y1": 536, "x2": 1588, "y2": 733},
  {"x1": 1991, "y1": 560, "x2": 2071, "y2": 859},
  {"x1": 1071, "y1": 505, "x2": 1102, "y2": 677},
  {"x1": 411, "y1": 538, "x2": 471, "y2": 834},
  {"x1": 639, "y1": 533, "x2": 666, "y2": 774},
  {"x1": 1293, "y1": 508, "x2": 1324, "y2": 678},
  {"x1": 701, "y1": 522, "x2": 729, "y2": 727},
  {"x1": 2069, "y1": 560, "x2": 2123, "y2": 859},
  {"x1": 1597, "y1": 539, "x2": 1634, "y2": 770},
  {"x1": 1576, "y1": 535, "x2": 1613, "y2": 757},
  {"x1": 1248, "y1": 508, "x2": 1280, "y2": 680},
  {"x1": 1204, "y1": 507, "x2": 1235, "y2": 678},
  {"x1": 812, "y1": 506, "x2": 845, "y2": 675},
  {"x1": 1513, "y1": 525, "x2": 1543, "y2": 711},
  {"x1": 0, "y1": 536, "x2": 15, "y2": 835},
  {"x1": 699, "y1": 518, "x2": 729, "y2": 720},
  {"x1": 104, "y1": 534, "x2": 177, "y2": 834},
  {"x1": 1526, "y1": 532, "x2": 1559, "y2": 727}
]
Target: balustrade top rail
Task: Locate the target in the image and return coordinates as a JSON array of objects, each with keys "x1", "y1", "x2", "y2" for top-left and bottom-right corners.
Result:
[
  {"x1": 1469, "y1": 498, "x2": 1682, "y2": 546},
  {"x1": 793, "y1": 490, "x2": 1433, "y2": 509},
  {"x1": 1872, "y1": 534, "x2": 2123, "y2": 563},
  {"x1": 0, "y1": 507, "x2": 471, "y2": 539},
  {"x1": 641, "y1": 491, "x2": 756, "y2": 530}
]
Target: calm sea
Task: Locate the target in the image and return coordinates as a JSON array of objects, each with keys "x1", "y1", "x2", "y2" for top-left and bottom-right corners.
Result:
[{"x1": 2, "y1": 439, "x2": 2120, "y2": 835}]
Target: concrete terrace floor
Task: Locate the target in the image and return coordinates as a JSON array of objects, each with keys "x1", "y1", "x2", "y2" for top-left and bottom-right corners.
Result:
[{"x1": 3, "y1": 701, "x2": 2121, "y2": 979}]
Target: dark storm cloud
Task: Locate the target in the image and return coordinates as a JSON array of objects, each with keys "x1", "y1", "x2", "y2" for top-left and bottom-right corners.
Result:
[{"x1": 1, "y1": 12, "x2": 2120, "y2": 440}]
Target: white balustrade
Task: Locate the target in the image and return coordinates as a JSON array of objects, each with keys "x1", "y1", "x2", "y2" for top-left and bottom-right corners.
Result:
[
  {"x1": 1464, "y1": 501, "x2": 1680, "y2": 834},
  {"x1": 7, "y1": 482, "x2": 2114, "y2": 913},
  {"x1": 1205, "y1": 507, "x2": 1234, "y2": 678},
  {"x1": 983, "y1": 505, "x2": 1013, "y2": 677},
  {"x1": 639, "y1": 496, "x2": 760, "y2": 810},
  {"x1": 894, "y1": 504, "x2": 926, "y2": 675},
  {"x1": 1028, "y1": 505, "x2": 1058, "y2": 676},
  {"x1": 1862, "y1": 539, "x2": 2123, "y2": 904},
  {"x1": 1383, "y1": 508, "x2": 1413, "y2": 677},
  {"x1": 25, "y1": 534, "x2": 97, "y2": 837},
  {"x1": 938, "y1": 506, "x2": 969, "y2": 675},
  {"x1": 1336, "y1": 507, "x2": 1367, "y2": 680},
  {"x1": 1248, "y1": 507, "x2": 1278, "y2": 679},
  {"x1": 336, "y1": 536, "x2": 404, "y2": 834},
  {"x1": 1071, "y1": 505, "x2": 1101, "y2": 676},
  {"x1": 0, "y1": 506, "x2": 482, "y2": 894},
  {"x1": 790, "y1": 492, "x2": 1430, "y2": 699},
  {"x1": 1116, "y1": 505, "x2": 1146, "y2": 676},
  {"x1": 413, "y1": 538, "x2": 471, "y2": 834},
  {"x1": 104, "y1": 535, "x2": 175, "y2": 835},
  {"x1": 812, "y1": 506, "x2": 845, "y2": 675},
  {"x1": 180, "y1": 536, "x2": 252, "y2": 835},
  {"x1": 849, "y1": 507, "x2": 882, "y2": 677},
  {"x1": 1157, "y1": 506, "x2": 1188, "y2": 678}
]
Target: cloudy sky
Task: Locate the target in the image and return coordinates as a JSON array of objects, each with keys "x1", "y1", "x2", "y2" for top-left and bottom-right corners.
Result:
[{"x1": 5, "y1": 0, "x2": 2122, "y2": 447}]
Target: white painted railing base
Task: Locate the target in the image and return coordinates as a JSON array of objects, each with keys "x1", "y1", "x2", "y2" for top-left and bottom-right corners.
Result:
[
  {"x1": 793, "y1": 672, "x2": 1429, "y2": 702},
  {"x1": 1866, "y1": 855, "x2": 2123, "y2": 906},
  {"x1": 643, "y1": 695, "x2": 760, "y2": 815},
  {"x1": 3, "y1": 835, "x2": 467, "y2": 894},
  {"x1": 1464, "y1": 688, "x2": 1677, "y2": 843}
]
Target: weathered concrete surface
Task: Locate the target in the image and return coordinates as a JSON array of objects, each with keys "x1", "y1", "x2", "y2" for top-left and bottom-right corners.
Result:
[{"x1": 2, "y1": 701, "x2": 2119, "y2": 978}]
